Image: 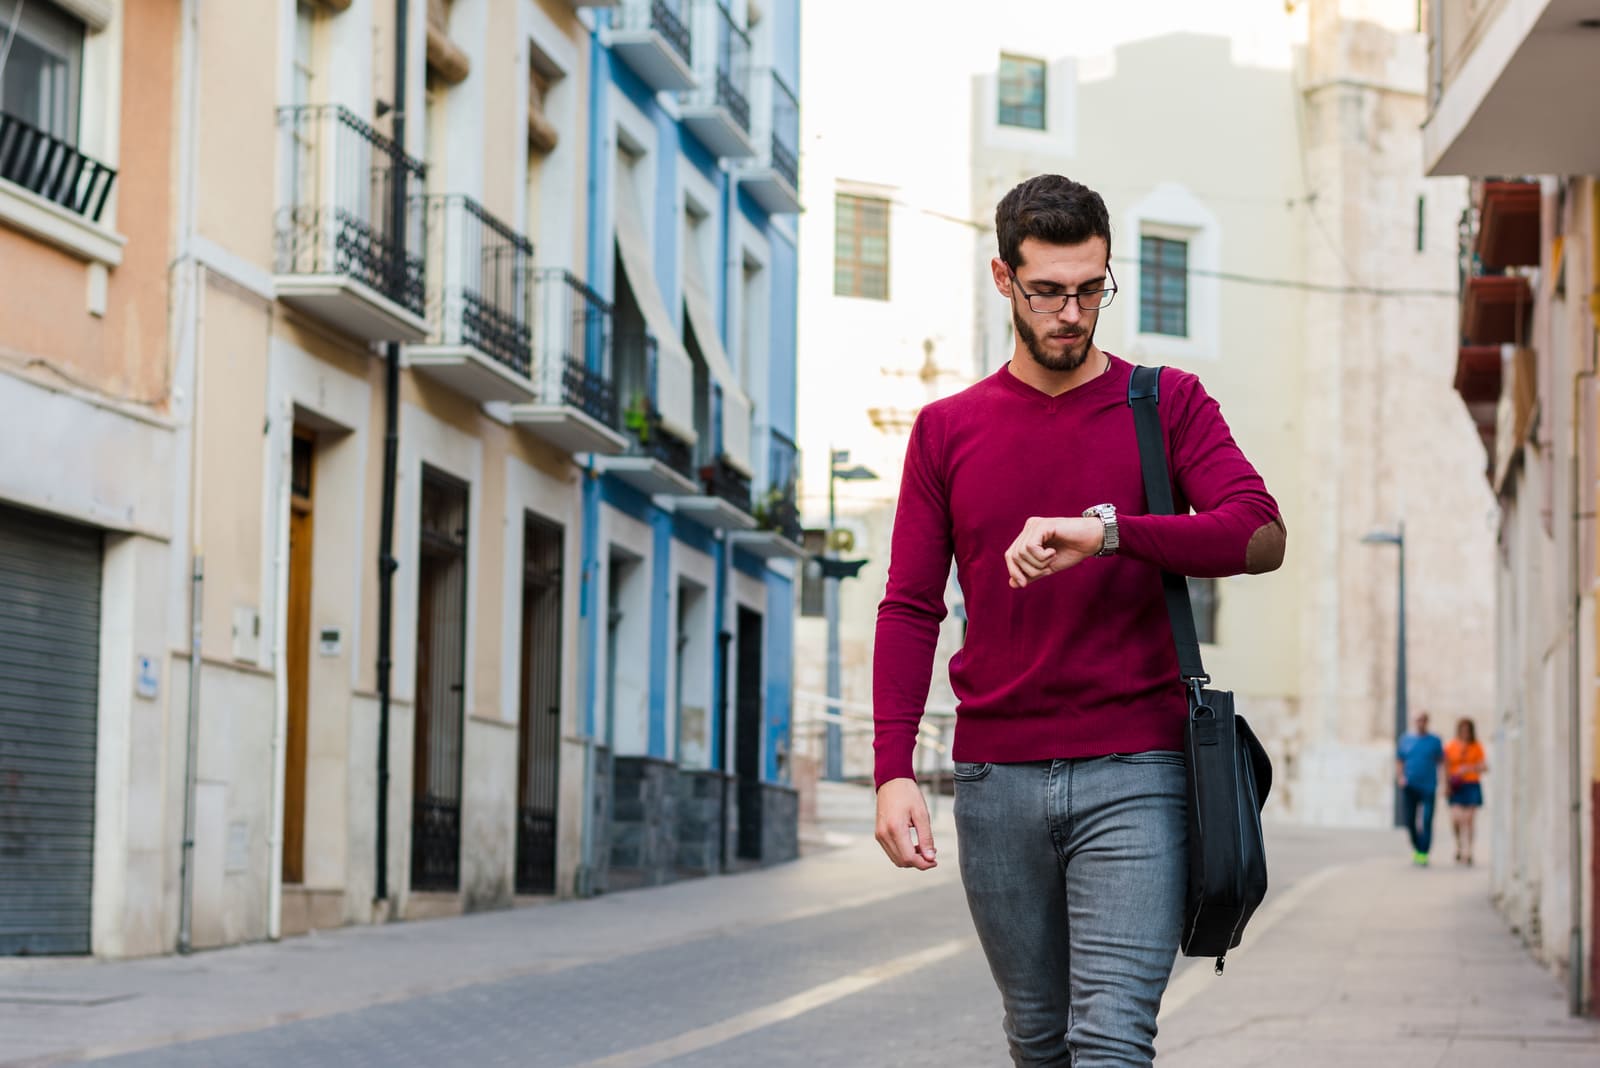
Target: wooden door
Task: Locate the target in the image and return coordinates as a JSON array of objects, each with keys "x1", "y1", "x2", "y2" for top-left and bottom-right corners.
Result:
[{"x1": 283, "y1": 431, "x2": 315, "y2": 885}]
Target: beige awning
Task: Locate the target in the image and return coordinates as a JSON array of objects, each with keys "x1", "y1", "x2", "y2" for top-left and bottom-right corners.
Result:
[
  {"x1": 614, "y1": 183, "x2": 698, "y2": 445},
  {"x1": 682, "y1": 253, "x2": 753, "y2": 477}
]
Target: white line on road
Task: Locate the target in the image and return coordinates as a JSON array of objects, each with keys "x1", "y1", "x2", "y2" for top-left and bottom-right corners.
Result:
[
  {"x1": 1157, "y1": 862, "x2": 1350, "y2": 1022},
  {"x1": 575, "y1": 937, "x2": 977, "y2": 1068}
]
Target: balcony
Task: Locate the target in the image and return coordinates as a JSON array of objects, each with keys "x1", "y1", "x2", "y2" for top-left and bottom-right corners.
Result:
[
  {"x1": 0, "y1": 109, "x2": 118, "y2": 224},
  {"x1": 679, "y1": 1, "x2": 755, "y2": 159},
  {"x1": 1424, "y1": 0, "x2": 1600, "y2": 175},
  {"x1": 604, "y1": 0, "x2": 697, "y2": 92},
  {"x1": 407, "y1": 195, "x2": 537, "y2": 403},
  {"x1": 738, "y1": 70, "x2": 800, "y2": 215},
  {"x1": 676, "y1": 454, "x2": 756, "y2": 531},
  {"x1": 1473, "y1": 180, "x2": 1540, "y2": 270},
  {"x1": 508, "y1": 270, "x2": 628, "y2": 455},
  {"x1": 599, "y1": 330, "x2": 700, "y2": 495},
  {"x1": 1460, "y1": 274, "x2": 1530, "y2": 346},
  {"x1": 729, "y1": 428, "x2": 805, "y2": 560},
  {"x1": 274, "y1": 105, "x2": 429, "y2": 342}
]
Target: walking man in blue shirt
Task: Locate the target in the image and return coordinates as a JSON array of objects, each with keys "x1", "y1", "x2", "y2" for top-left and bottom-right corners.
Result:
[{"x1": 1396, "y1": 712, "x2": 1445, "y2": 865}]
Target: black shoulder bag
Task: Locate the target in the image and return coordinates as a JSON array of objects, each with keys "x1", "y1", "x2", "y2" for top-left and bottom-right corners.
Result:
[{"x1": 1128, "y1": 365, "x2": 1272, "y2": 975}]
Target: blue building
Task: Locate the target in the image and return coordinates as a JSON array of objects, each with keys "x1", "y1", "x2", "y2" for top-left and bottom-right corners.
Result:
[{"x1": 575, "y1": 0, "x2": 804, "y2": 891}]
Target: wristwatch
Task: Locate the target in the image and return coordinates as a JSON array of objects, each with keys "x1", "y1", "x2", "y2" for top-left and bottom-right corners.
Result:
[{"x1": 1082, "y1": 503, "x2": 1119, "y2": 556}]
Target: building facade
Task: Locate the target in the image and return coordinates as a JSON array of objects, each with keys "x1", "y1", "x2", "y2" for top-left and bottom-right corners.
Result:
[
  {"x1": 794, "y1": 0, "x2": 1496, "y2": 831},
  {"x1": 1, "y1": 0, "x2": 802, "y2": 959},
  {"x1": 1424, "y1": 0, "x2": 1599, "y2": 1015}
]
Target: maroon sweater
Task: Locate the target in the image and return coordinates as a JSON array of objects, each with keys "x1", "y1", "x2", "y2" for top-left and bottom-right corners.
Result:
[{"x1": 872, "y1": 355, "x2": 1281, "y2": 788}]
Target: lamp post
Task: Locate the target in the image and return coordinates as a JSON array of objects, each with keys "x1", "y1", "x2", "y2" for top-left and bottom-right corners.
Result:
[
  {"x1": 825, "y1": 448, "x2": 877, "y2": 781},
  {"x1": 1362, "y1": 522, "x2": 1407, "y2": 828}
]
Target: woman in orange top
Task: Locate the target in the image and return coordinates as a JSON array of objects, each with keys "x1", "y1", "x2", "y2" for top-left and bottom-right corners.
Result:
[{"x1": 1445, "y1": 717, "x2": 1487, "y2": 865}]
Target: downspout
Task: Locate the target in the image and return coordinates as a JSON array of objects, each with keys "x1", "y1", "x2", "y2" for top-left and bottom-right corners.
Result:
[
  {"x1": 175, "y1": 0, "x2": 203, "y2": 956},
  {"x1": 375, "y1": 0, "x2": 410, "y2": 910},
  {"x1": 267, "y1": 398, "x2": 292, "y2": 939},
  {"x1": 577, "y1": 18, "x2": 607, "y2": 896},
  {"x1": 1573, "y1": 177, "x2": 1600, "y2": 1016}
]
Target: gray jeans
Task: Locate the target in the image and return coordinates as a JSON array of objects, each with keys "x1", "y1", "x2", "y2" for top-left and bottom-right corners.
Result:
[{"x1": 954, "y1": 755, "x2": 1187, "y2": 1067}]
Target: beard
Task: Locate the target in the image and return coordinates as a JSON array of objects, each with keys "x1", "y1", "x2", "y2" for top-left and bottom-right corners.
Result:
[{"x1": 1013, "y1": 305, "x2": 1095, "y2": 373}]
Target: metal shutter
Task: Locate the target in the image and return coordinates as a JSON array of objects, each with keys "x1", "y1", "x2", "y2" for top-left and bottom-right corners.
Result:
[{"x1": 0, "y1": 504, "x2": 101, "y2": 955}]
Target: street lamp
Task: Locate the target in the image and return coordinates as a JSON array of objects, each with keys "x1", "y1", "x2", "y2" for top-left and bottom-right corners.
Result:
[
  {"x1": 825, "y1": 448, "x2": 877, "y2": 781},
  {"x1": 1361, "y1": 522, "x2": 1407, "y2": 828}
]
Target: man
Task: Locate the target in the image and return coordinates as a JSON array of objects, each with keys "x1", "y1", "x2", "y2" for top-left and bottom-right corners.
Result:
[
  {"x1": 1396, "y1": 712, "x2": 1445, "y2": 866},
  {"x1": 873, "y1": 174, "x2": 1285, "y2": 1067}
]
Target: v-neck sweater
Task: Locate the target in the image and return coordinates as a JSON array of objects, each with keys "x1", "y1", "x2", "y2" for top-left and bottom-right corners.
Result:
[{"x1": 872, "y1": 354, "x2": 1281, "y2": 788}]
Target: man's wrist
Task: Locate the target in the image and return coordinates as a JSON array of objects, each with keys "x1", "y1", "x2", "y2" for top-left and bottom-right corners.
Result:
[{"x1": 1081, "y1": 504, "x2": 1119, "y2": 555}]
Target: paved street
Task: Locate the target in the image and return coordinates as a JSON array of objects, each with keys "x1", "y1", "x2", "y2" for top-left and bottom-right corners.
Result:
[{"x1": 1, "y1": 783, "x2": 1596, "y2": 1066}]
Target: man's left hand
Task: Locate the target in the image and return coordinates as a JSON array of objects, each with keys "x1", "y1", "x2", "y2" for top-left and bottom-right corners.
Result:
[{"x1": 1004, "y1": 516, "x2": 1104, "y2": 588}]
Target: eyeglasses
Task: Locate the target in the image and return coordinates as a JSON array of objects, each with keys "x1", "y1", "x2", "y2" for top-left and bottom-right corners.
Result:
[{"x1": 1008, "y1": 266, "x2": 1118, "y2": 313}]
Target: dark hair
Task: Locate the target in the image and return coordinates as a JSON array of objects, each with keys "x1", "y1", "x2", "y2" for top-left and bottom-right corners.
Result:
[
  {"x1": 1457, "y1": 717, "x2": 1477, "y2": 744},
  {"x1": 995, "y1": 175, "x2": 1112, "y2": 269}
]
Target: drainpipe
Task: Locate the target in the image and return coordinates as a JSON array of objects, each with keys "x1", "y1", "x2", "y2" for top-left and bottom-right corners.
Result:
[
  {"x1": 267, "y1": 397, "x2": 292, "y2": 939},
  {"x1": 174, "y1": 0, "x2": 204, "y2": 956},
  {"x1": 1571, "y1": 180, "x2": 1600, "y2": 1015},
  {"x1": 375, "y1": 0, "x2": 410, "y2": 909},
  {"x1": 577, "y1": 20, "x2": 607, "y2": 896}
]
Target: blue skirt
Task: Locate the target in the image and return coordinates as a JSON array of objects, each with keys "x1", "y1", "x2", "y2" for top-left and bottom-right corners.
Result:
[{"x1": 1448, "y1": 782, "x2": 1483, "y2": 808}]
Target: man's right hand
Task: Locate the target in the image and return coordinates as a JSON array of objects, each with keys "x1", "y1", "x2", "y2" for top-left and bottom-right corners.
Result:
[{"x1": 875, "y1": 777, "x2": 937, "y2": 870}]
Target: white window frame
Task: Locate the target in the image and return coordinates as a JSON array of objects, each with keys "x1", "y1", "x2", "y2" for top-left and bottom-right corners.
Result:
[
  {"x1": 980, "y1": 52, "x2": 1074, "y2": 155},
  {"x1": 0, "y1": 0, "x2": 123, "y2": 270},
  {"x1": 518, "y1": 1, "x2": 579, "y2": 269},
  {"x1": 1121, "y1": 183, "x2": 1221, "y2": 363}
]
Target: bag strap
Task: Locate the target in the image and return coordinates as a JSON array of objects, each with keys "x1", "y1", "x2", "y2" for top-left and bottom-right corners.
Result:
[{"x1": 1127, "y1": 365, "x2": 1209, "y2": 690}]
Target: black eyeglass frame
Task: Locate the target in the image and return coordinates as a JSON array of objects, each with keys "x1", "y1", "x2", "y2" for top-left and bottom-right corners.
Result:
[{"x1": 1007, "y1": 264, "x2": 1118, "y2": 314}]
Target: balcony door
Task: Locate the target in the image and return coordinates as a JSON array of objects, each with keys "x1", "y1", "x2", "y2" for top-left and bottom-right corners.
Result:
[
  {"x1": 411, "y1": 468, "x2": 468, "y2": 892},
  {"x1": 515, "y1": 514, "x2": 563, "y2": 895}
]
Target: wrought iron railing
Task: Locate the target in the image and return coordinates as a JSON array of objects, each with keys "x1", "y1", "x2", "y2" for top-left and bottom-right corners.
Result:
[
  {"x1": 759, "y1": 429, "x2": 802, "y2": 542},
  {"x1": 702, "y1": 454, "x2": 752, "y2": 513},
  {"x1": 768, "y1": 71, "x2": 799, "y2": 190},
  {"x1": 708, "y1": 1, "x2": 751, "y2": 132},
  {"x1": 0, "y1": 109, "x2": 117, "y2": 223},
  {"x1": 532, "y1": 268, "x2": 620, "y2": 427},
  {"x1": 618, "y1": 0, "x2": 693, "y2": 67},
  {"x1": 615, "y1": 329, "x2": 696, "y2": 480},
  {"x1": 426, "y1": 194, "x2": 533, "y2": 377},
  {"x1": 274, "y1": 104, "x2": 428, "y2": 319}
]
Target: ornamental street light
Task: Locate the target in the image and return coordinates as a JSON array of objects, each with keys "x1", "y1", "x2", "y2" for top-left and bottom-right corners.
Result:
[
  {"x1": 1361, "y1": 522, "x2": 1407, "y2": 828},
  {"x1": 825, "y1": 449, "x2": 877, "y2": 781}
]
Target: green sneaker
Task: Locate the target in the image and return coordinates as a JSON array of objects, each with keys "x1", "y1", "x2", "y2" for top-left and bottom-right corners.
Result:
[{"x1": 1413, "y1": 851, "x2": 1426, "y2": 866}]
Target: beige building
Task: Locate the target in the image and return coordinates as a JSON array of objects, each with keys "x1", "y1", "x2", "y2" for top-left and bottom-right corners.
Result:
[
  {"x1": 0, "y1": 0, "x2": 183, "y2": 958},
  {"x1": 795, "y1": 0, "x2": 1497, "y2": 828},
  {"x1": 1424, "y1": 0, "x2": 1600, "y2": 1014}
]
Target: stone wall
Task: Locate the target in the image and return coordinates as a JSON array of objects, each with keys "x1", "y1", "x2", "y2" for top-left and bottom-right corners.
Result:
[{"x1": 608, "y1": 756, "x2": 678, "y2": 890}]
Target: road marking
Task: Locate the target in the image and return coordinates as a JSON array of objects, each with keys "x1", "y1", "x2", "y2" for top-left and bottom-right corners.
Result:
[
  {"x1": 1157, "y1": 862, "x2": 1350, "y2": 1022},
  {"x1": 576, "y1": 937, "x2": 976, "y2": 1067}
]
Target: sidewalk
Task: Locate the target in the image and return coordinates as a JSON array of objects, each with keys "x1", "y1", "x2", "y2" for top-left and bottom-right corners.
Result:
[
  {"x1": 1157, "y1": 854, "x2": 1600, "y2": 1065},
  {"x1": 0, "y1": 784, "x2": 948, "y2": 1066}
]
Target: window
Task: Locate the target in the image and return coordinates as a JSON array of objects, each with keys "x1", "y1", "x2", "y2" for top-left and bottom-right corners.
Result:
[
  {"x1": 1140, "y1": 234, "x2": 1189, "y2": 337},
  {"x1": 0, "y1": 1, "x2": 85, "y2": 142},
  {"x1": 834, "y1": 193, "x2": 888, "y2": 300},
  {"x1": 997, "y1": 54, "x2": 1045, "y2": 131},
  {"x1": 799, "y1": 530, "x2": 826, "y2": 617},
  {"x1": 1188, "y1": 577, "x2": 1218, "y2": 645},
  {"x1": 293, "y1": 2, "x2": 317, "y2": 107}
]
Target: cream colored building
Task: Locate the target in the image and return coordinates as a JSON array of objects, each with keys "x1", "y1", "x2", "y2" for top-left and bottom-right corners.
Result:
[
  {"x1": 1424, "y1": 0, "x2": 1600, "y2": 1014},
  {"x1": 796, "y1": 0, "x2": 1497, "y2": 828}
]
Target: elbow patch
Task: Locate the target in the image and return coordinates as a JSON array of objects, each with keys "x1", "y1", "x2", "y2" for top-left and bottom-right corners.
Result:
[{"x1": 1245, "y1": 518, "x2": 1287, "y2": 574}]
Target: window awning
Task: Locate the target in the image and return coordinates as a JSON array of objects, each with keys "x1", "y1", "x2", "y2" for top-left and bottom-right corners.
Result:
[
  {"x1": 683, "y1": 253, "x2": 753, "y2": 477},
  {"x1": 614, "y1": 184, "x2": 698, "y2": 445}
]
